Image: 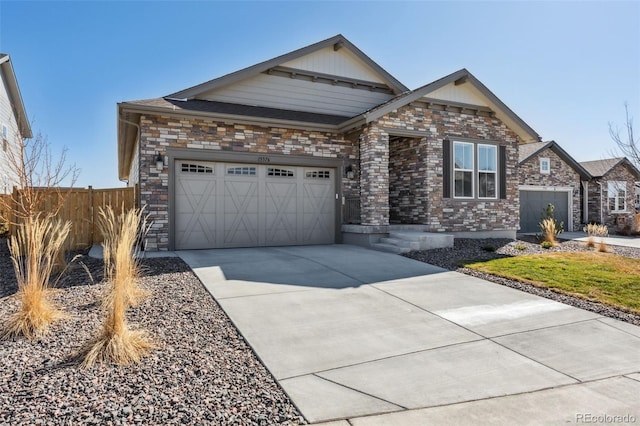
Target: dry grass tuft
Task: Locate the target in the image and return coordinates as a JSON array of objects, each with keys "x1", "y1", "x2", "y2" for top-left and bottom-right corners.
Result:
[
  {"x1": 539, "y1": 218, "x2": 559, "y2": 245},
  {"x1": 584, "y1": 223, "x2": 609, "y2": 251},
  {"x1": 79, "y1": 206, "x2": 154, "y2": 367},
  {"x1": 97, "y1": 207, "x2": 149, "y2": 308},
  {"x1": 1, "y1": 215, "x2": 71, "y2": 339}
]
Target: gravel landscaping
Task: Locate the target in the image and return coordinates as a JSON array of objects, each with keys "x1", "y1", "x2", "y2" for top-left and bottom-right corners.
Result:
[
  {"x1": 0, "y1": 239, "x2": 304, "y2": 425},
  {"x1": 405, "y1": 236, "x2": 640, "y2": 326}
]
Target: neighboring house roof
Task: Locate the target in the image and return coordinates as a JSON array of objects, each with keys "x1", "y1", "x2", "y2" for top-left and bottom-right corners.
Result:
[
  {"x1": 518, "y1": 140, "x2": 591, "y2": 180},
  {"x1": 580, "y1": 157, "x2": 640, "y2": 179},
  {"x1": 168, "y1": 34, "x2": 409, "y2": 99},
  {"x1": 0, "y1": 54, "x2": 32, "y2": 138},
  {"x1": 364, "y1": 68, "x2": 540, "y2": 144}
]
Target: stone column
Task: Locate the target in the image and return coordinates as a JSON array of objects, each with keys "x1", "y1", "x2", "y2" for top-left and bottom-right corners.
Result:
[{"x1": 359, "y1": 125, "x2": 389, "y2": 225}]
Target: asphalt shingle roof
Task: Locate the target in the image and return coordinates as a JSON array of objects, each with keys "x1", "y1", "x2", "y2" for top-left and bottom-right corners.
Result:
[
  {"x1": 127, "y1": 98, "x2": 353, "y2": 126},
  {"x1": 579, "y1": 158, "x2": 625, "y2": 178}
]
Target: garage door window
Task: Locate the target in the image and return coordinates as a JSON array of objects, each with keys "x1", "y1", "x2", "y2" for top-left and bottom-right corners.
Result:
[
  {"x1": 305, "y1": 170, "x2": 331, "y2": 179},
  {"x1": 181, "y1": 163, "x2": 213, "y2": 174},
  {"x1": 227, "y1": 166, "x2": 256, "y2": 176},
  {"x1": 267, "y1": 168, "x2": 294, "y2": 177},
  {"x1": 608, "y1": 181, "x2": 627, "y2": 212}
]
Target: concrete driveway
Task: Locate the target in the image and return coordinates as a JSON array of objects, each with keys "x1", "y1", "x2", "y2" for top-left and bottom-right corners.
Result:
[{"x1": 178, "y1": 245, "x2": 640, "y2": 425}]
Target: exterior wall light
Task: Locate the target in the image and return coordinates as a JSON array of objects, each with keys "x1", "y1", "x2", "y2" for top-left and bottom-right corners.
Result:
[
  {"x1": 345, "y1": 164, "x2": 356, "y2": 179},
  {"x1": 155, "y1": 152, "x2": 165, "y2": 171}
]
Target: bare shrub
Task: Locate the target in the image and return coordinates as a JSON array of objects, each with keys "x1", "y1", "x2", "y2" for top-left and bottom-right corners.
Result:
[{"x1": 1, "y1": 215, "x2": 71, "y2": 339}]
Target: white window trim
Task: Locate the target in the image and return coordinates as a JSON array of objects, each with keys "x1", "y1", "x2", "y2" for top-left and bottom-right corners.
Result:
[
  {"x1": 477, "y1": 144, "x2": 498, "y2": 200},
  {"x1": 540, "y1": 157, "x2": 550, "y2": 174},
  {"x1": 453, "y1": 141, "x2": 475, "y2": 199},
  {"x1": 607, "y1": 181, "x2": 627, "y2": 213}
]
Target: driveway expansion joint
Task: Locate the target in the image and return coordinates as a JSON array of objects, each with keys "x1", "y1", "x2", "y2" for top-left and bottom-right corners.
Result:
[{"x1": 311, "y1": 373, "x2": 408, "y2": 411}]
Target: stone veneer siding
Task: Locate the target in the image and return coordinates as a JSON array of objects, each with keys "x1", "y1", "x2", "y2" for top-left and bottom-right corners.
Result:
[
  {"x1": 374, "y1": 102, "x2": 520, "y2": 233},
  {"x1": 587, "y1": 164, "x2": 638, "y2": 231},
  {"x1": 136, "y1": 114, "x2": 358, "y2": 250},
  {"x1": 359, "y1": 124, "x2": 389, "y2": 225},
  {"x1": 519, "y1": 147, "x2": 582, "y2": 231}
]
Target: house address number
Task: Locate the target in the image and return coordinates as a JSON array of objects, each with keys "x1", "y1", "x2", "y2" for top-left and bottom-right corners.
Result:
[{"x1": 257, "y1": 156, "x2": 271, "y2": 163}]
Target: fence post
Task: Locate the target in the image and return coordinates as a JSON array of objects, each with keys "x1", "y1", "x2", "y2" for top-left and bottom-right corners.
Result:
[{"x1": 88, "y1": 185, "x2": 94, "y2": 246}]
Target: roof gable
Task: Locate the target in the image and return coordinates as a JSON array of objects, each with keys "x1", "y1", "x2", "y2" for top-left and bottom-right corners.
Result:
[
  {"x1": 366, "y1": 69, "x2": 540, "y2": 143},
  {"x1": 168, "y1": 34, "x2": 408, "y2": 100},
  {"x1": 580, "y1": 157, "x2": 640, "y2": 179},
  {"x1": 519, "y1": 140, "x2": 591, "y2": 180}
]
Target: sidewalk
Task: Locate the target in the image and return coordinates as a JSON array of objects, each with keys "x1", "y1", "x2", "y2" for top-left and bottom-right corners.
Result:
[{"x1": 559, "y1": 231, "x2": 640, "y2": 249}]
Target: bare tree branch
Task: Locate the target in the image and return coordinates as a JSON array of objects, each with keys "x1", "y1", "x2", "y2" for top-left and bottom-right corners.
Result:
[{"x1": 609, "y1": 102, "x2": 640, "y2": 168}]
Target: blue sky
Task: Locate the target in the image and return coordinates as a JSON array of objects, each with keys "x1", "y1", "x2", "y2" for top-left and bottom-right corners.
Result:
[{"x1": 1, "y1": 1, "x2": 638, "y2": 188}]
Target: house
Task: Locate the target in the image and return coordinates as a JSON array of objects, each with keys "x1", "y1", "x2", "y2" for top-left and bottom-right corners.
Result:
[
  {"x1": 580, "y1": 157, "x2": 640, "y2": 231},
  {"x1": 518, "y1": 140, "x2": 590, "y2": 233},
  {"x1": 0, "y1": 54, "x2": 32, "y2": 194},
  {"x1": 117, "y1": 35, "x2": 541, "y2": 251}
]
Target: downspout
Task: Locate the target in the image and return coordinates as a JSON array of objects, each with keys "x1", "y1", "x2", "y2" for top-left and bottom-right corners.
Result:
[
  {"x1": 597, "y1": 180, "x2": 604, "y2": 224},
  {"x1": 118, "y1": 116, "x2": 141, "y2": 208},
  {"x1": 582, "y1": 181, "x2": 588, "y2": 224}
]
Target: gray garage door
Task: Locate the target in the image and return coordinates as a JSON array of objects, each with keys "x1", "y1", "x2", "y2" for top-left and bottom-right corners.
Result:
[
  {"x1": 519, "y1": 190, "x2": 569, "y2": 233},
  {"x1": 175, "y1": 161, "x2": 335, "y2": 249}
]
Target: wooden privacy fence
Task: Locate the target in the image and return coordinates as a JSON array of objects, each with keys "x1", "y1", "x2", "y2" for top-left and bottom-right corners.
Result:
[{"x1": 0, "y1": 186, "x2": 137, "y2": 250}]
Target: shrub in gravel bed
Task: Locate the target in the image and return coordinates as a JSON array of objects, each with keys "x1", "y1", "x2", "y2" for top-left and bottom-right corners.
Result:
[
  {"x1": 0, "y1": 240, "x2": 304, "y2": 425},
  {"x1": 78, "y1": 207, "x2": 154, "y2": 368},
  {"x1": 405, "y1": 237, "x2": 640, "y2": 326},
  {"x1": 1, "y1": 217, "x2": 71, "y2": 340}
]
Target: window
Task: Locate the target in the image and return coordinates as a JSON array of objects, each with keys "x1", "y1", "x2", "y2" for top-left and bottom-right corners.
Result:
[
  {"x1": 453, "y1": 141, "x2": 498, "y2": 199},
  {"x1": 305, "y1": 170, "x2": 331, "y2": 179},
  {"x1": 1, "y1": 124, "x2": 7, "y2": 140},
  {"x1": 267, "y1": 167, "x2": 294, "y2": 177},
  {"x1": 181, "y1": 163, "x2": 213, "y2": 174},
  {"x1": 453, "y1": 141, "x2": 474, "y2": 198},
  {"x1": 540, "y1": 158, "x2": 550, "y2": 174},
  {"x1": 227, "y1": 166, "x2": 256, "y2": 176},
  {"x1": 607, "y1": 181, "x2": 627, "y2": 212},
  {"x1": 478, "y1": 144, "x2": 497, "y2": 198}
]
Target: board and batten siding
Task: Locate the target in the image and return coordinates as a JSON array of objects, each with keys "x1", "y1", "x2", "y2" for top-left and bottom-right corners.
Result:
[
  {"x1": 0, "y1": 73, "x2": 22, "y2": 194},
  {"x1": 426, "y1": 82, "x2": 489, "y2": 107},
  {"x1": 198, "y1": 73, "x2": 394, "y2": 117},
  {"x1": 128, "y1": 143, "x2": 139, "y2": 187},
  {"x1": 280, "y1": 46, "x2": 387, "y2": 83}
]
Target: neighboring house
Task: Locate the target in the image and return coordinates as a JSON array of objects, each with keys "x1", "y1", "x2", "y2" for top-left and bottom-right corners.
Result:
[
  {"x1": 580, "y1": 157, "x2": 640, "y2": 231},
  {"x1": 0, "y1": 54, "x2": 31, "y2": 194},
  {"x1": 117, "y1": 35, "x2": 541, "y2": 251},
  {"x1": 518, "y1": 140, "x2": 590, "y2": 233}
]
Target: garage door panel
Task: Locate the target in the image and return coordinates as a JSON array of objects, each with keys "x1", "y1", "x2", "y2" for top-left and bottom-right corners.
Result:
[
  {"x1": 520, "y1": 190, "x2": 569, "y2": 233},
  {"x1": 224, "y1": 179, "x2": 259, "y2": 247},
  {"x1": 175, "y1": 170, "x2": 219, "y2": 250},
  {"x1": 175, "y1": 161, "x2": 335, "y2": 249}
]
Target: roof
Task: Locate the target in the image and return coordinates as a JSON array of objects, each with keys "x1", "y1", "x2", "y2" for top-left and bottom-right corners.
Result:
[
  {"x1": 168, "y1": 34, "x2": 409, "y2": 99},
  {"x1": 125, "y1": 98, "x2": 352, "y2": 126},
  {"x1": 580, "y1": 157, "x2": 640, "y2": 179},
  {"x1": 518, "y1": 140, "x2": 591, "y2": 180},
  {"x1": 0, "y1": 54, "x2": 32, "y2": 138},
  {"x1": 364, "y1": 68, "x2": 541, "y2": 143}
]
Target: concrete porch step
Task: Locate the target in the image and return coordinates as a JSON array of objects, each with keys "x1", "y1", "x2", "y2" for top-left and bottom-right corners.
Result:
[
  {"x1": 370, "y1": 243, "x2": 412, "y2": 254},
  {"x1": 388, "y1": 231, "x2": 454, "y2": 250},
  {"x1": 379, "y1": 237, "x2": 421, "y2": 250}
]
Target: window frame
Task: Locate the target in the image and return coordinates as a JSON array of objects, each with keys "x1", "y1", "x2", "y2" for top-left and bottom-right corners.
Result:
[
  {"x1": 607, "y1": 181, "x2": 627, "y2": 212},
  {"x1": 451, "y1": 139, "x2": 500, "y2": 200},
  {"x1": 539, "y1": 157, "x2": 550, "y2": 174},
  {"x1": 453, "y1": 141, "x2": 475, "y2": 199},
  {"x1": 477, "y1": 143, "x2": 498, "y2": 200}
]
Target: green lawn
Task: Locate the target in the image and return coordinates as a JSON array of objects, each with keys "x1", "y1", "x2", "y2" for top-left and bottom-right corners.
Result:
[{"x1": 465, "y1": 252, "x2": 640, "y2": 314}]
